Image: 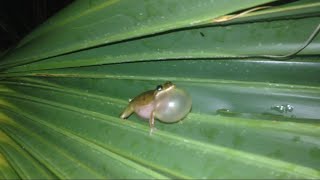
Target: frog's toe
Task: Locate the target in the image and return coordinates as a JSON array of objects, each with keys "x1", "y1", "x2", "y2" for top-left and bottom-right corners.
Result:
[
  {"x1": 149, "y1": 127, "x2": 157, "y2": 135},
  {"x1": 178, "y1": 120, "x2": 184, "y2": 125}
]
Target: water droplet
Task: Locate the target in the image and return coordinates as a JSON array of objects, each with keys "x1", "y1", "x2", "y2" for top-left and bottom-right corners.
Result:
[
  {"x1": 271, "y1": 104, "x2": 294, "y2": 113},
  {"x1": 286, "y1": 104, "x2": 294, "y2": 112},
  {"x1": 216, "y1": 108, "x2": 230, "y2": 113}
]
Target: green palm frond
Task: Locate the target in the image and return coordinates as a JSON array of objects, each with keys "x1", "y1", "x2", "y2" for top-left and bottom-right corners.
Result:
[{"x1": 0, "y1": 0, "x2": 319, "y2": 179}]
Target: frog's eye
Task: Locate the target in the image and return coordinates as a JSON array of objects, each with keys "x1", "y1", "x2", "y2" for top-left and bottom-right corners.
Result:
[{"x1": 156, "y1": 85, "x2": 163, "y2": 91}]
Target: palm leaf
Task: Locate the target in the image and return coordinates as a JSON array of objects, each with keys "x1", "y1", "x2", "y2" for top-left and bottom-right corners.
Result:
[{"x1": 0, "y1": 0, "x2": 319, "y2": 179}]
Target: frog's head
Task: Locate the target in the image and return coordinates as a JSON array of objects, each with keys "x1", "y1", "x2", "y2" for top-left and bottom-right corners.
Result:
[
  {"x1": 154, "y1": 81, "x2": 175, "y2": 96},
  {"x1": 154, "y1": 81, "x2": 176, "y2": 96}
]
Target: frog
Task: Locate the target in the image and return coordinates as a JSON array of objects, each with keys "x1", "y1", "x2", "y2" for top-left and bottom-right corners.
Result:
[{"x1": 120, "y1": 81, "x2": 192, "y2": 134}]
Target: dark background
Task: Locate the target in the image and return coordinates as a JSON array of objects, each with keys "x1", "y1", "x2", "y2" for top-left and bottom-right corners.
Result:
[{"x1": 0, "y1": 0, "x2": 73, "y2": 52}]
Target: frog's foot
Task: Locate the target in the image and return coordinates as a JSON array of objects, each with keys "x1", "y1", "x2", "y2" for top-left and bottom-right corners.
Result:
[
  {"x1": 120, "y1": 105, "x2": 134, "y2": 119},
  {"x1": 178, "y1": 120, "x2": 184, "y2": 125},
  {"x1": 149, "y1": 127, "x2": 157, "y2": 136}
]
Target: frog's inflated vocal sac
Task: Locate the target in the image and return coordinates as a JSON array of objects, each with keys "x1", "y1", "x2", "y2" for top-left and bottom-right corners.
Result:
[{"x1": 120, "y1": 81, "x2": 192, "y2": 133}]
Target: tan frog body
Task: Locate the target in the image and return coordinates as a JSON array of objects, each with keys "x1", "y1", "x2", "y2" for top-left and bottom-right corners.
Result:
[{"x1": 120, "y1": 81, "x2": 192, "y2": 133}]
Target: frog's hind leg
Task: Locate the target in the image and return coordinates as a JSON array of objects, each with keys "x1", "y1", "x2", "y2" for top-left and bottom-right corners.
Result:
[{"x1": 120, "y1": 105, "x2": 134, "y2": 119}]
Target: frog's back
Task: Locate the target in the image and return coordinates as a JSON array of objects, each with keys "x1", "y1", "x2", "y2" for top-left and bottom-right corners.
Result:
[
  {"x1": 131, "y1": 90, "x2": 155, "y2": 119},
  {"x1": 131, "y1": 90, "x2": 155, "y2": 106}
]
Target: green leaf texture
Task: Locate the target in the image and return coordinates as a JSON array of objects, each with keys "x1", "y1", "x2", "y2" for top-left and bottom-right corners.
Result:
[{"x1": 0, "y1": 0, "x2": 319, "y2": 179}]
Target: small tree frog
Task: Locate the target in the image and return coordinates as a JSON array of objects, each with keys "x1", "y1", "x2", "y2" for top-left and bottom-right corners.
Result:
[{"x1": 120, "y1": 81, "x2": 192, "y2": 133}]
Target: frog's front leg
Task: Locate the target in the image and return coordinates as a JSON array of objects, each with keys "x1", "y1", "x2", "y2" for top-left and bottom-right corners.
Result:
[{"x1": 149, "y1": 111, "x2": 157, "y2": 135}]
